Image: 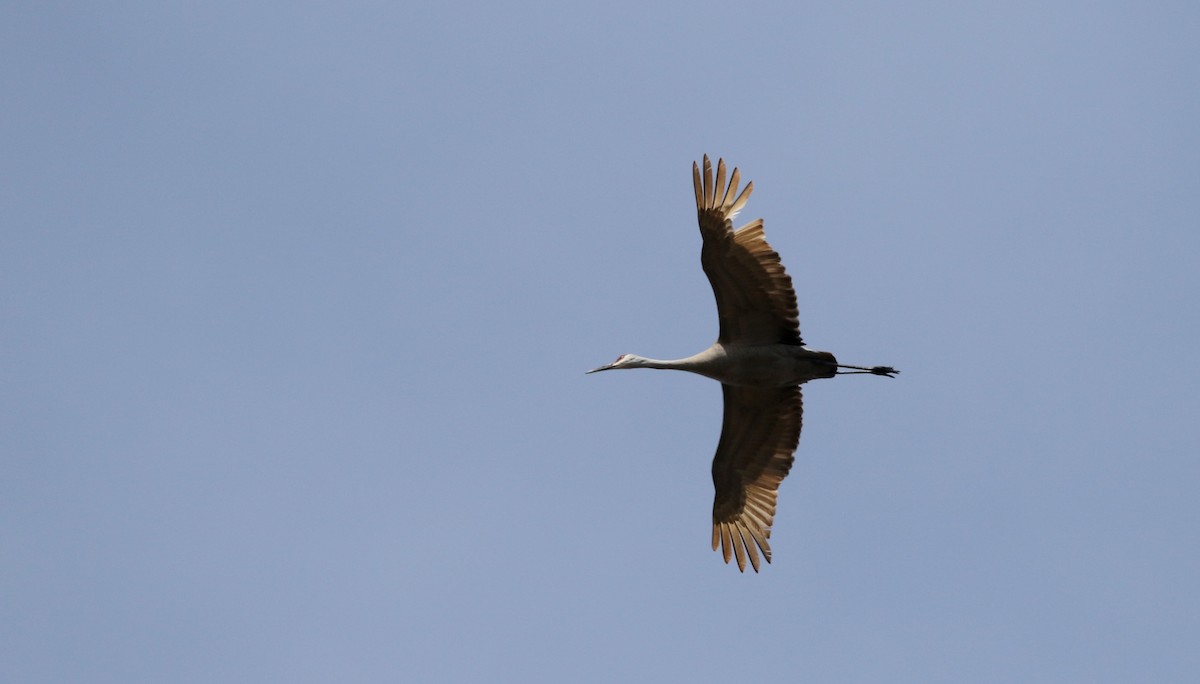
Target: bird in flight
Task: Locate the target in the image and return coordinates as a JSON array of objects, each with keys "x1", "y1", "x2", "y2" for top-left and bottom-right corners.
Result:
[{"x1": 588, "y1": 155, "x2": 897, "y2": 572}]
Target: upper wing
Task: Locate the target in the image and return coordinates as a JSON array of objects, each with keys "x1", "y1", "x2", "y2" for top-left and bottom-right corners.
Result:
[
  {"x1": 693, "y1": 155, "x2": 802, "y2": 346},
  {"x1": 711, "y1": 383, "x2": 803, "y2": 572}
]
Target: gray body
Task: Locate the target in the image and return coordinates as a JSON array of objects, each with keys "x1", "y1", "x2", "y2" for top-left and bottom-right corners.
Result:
[{"x1": 602, "y1": 344, "x2": 838, "y2": 388}]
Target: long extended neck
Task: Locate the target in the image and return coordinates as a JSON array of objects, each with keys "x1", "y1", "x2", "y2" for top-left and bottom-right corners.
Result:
[
  {"x1": 628, "y1": 355, "x2": 699, "y2": 371},
  {"x1": 625, "y1": 347, "x2": 721, "y2": 372}
]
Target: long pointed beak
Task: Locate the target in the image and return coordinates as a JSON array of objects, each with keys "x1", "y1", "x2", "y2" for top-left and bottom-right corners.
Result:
[{"x1": 586, "y1": 364, "x2": 615, "y2": 374}]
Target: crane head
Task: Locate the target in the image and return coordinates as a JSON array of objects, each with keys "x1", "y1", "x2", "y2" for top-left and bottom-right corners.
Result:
[{"x1": 586, "y1": 354, "x2": 642, "y2": 374}]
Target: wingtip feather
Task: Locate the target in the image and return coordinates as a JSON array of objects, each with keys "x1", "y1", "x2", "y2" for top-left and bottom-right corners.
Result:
[
  {"x1": 730, "y1": 181, "x2": 753, "y2": 218},
  {"x1": 701, "y1": 156, "x2": 713, "y2": 210},
  {"x1": 722, "y1": 167, "x2": 741, "y2": 210},
  {"x1": 713, "y1": 159, "x2": 726, "y2": 209},
  {"x1": 732, "y1": 526, "x2": 748, "y2": 571}
]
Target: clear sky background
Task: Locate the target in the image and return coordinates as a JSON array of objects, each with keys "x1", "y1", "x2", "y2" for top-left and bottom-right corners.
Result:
[{"x1": 3, "y1": 2, "x2": 1198, "y2": 682}]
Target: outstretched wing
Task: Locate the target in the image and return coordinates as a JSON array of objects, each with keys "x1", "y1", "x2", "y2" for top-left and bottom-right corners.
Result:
[
  {"x1": 711, "y1": 384, "x2": 802, "y2": 572},
  {"x1": 694, "y1": 155, "x2": 802, "y2": 346}
]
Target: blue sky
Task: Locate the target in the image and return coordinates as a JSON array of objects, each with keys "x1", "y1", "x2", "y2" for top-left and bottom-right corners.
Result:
[{"x1": 3, "y1": 2, "x2": 1198, "y2": 682}]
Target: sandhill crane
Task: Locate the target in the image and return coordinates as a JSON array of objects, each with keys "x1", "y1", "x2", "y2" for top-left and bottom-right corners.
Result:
[{"x1": 588, "y1": 155, "x2": 897, "y2": 573}]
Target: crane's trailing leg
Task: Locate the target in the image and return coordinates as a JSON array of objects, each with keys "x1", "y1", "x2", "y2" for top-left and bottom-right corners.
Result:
[{"x1": 835, "y1": 364, "x2": 899, "y2": 377}]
